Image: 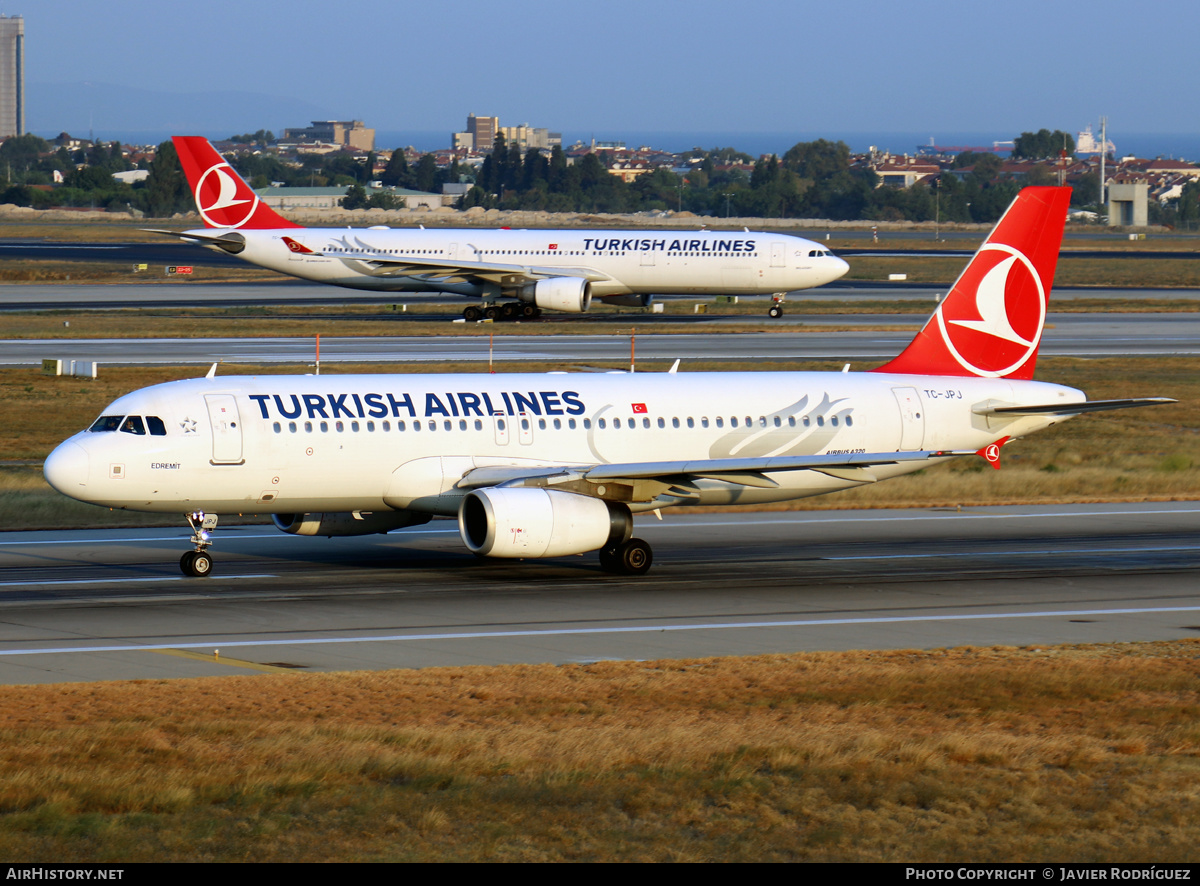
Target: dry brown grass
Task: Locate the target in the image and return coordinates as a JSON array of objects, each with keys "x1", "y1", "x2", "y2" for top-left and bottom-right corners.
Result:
[
  {"x1": 0, "y1": 642, "x2": 1197, "y2": 861},
  {"x1": 0, "y1": 259, "x2": 279, "y2": 285}
]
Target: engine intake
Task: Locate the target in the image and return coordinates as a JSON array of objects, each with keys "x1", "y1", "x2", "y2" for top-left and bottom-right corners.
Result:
[
  {"x1": 272, "y1": 510, "x2": 431, "y2": 537},
  {"x1": 518, "y1": 277, "x2": 592, "y2": 313},
  {"x1": 458, "y1": 487, "x2": 630, "y2": 558}
]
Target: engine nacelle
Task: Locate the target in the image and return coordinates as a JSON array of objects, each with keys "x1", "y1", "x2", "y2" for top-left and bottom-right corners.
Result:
[
  {"x1": 272, "y1": 510, "x2": 431, "y2": 537},
  {"x1": 458, "y1": 488, "x2": 631, "y2": 558},
  {"x1": 518, "y1": 277, "x2": 592, "y2": 313}
]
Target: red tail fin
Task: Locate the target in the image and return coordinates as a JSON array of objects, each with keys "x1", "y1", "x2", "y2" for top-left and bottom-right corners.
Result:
[
  {"x1": 172, "y1": 136, "x2": 301, "y2": 230},
  {"x1": 873, "y1": 186, "x2": 1070, "y2": 379}
]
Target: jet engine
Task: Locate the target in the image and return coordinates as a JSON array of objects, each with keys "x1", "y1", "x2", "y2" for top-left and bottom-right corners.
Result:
[
  {"x1": 458, "y1": 487, "x2": 631, "y2": 558},
  {"x1": 518, "y1": 277, "x2": 592, "y2": 313},
  {"x1": 272, "y1": 510, "x2": 431, "y2": 537}
]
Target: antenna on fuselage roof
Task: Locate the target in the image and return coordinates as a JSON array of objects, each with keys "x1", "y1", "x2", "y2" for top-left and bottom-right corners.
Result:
[
  {"x1": 668, "y1": 359, "x2": 680, "y2": 374},
  {"x1": 205, "y1": 363, "x2": 217, "y2": 379}
]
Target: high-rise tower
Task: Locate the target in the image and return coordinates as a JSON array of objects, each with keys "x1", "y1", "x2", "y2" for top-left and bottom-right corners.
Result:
[{"x1": 0, "y1": 15, "x2": 24, "y2": 139}]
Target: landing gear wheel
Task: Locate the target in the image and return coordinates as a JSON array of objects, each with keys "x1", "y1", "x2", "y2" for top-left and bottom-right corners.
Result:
[
  {"x1": 600, "y1": 538, "x2": 653, "y2": 575},
  {"x1": 189, "y1": 551, "x2": 213, "y2": 577},
  {"x1": 180, "y1": 550, "x2": 213, "y2": 577},
  {"x1": 768, "y1": 304, "x2": 784, "y2": 319},
  {"x1": 501, "y1": 302, "x2": 519, "y2": 321},
  {"x1": 520, "y1": 303, "x2": 538, "y2": 319},
  {"x1": 463, "y1": 305, "x2": 482, "y2": 322},
  {"x1": 483, "y1": 305, "x2": 501, "y2": 321}
]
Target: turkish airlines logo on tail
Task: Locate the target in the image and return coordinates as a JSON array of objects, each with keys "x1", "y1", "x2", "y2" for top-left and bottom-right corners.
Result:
[
  {"x1": 934, "y1": 243, "x2": 1045, "y2": 377},
  {"x1": 195, "y1": 162, "x2": 260, "y2": 229}
]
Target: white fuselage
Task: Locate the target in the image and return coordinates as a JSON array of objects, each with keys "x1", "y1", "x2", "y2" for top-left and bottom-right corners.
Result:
[
  {"x1": 189, "y1": 227, "x2": 850, "y2": 297},
  {"x1": 45, "y1": 370, "x2": 1084, "y2": 517}
]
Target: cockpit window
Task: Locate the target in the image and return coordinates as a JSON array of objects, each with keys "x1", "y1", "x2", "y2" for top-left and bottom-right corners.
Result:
[
  {"x1": 147, "y1": 416, "x2": 167, "y2": 436},
  {"x1": 120, "y1": 416, "x2": 146, "y2": 436},
  {"x1": 90, "y1": 415, "x2": 123, "y2": 433}
]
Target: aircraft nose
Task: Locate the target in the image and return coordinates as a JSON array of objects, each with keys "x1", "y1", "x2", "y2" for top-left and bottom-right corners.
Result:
[
  {"x1": 828, "y1": 255, "x2": 850, "y2": 283},
  {"x1": 44, "y1": 440, "x2": 90, "y2": 495}
]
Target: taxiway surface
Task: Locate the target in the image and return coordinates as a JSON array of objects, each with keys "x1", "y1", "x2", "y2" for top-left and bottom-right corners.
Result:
[
  {"x1": 2, "y1": 313, "x2": 1198, "y2": 366},
  {"x1": 1, "y1": 503, "x2": 1197, "y2": 685}
]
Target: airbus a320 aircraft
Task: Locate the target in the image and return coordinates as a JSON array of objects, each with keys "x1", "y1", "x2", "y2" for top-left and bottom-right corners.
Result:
[
  {"x1": 150, "y1": 136, "x2": 849, "y2": 320},
  {"x1": 49, "y1": 188, "x2": 1170, "y2": 577}
]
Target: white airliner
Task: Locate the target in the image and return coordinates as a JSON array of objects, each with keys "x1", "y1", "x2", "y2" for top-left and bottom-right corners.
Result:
[
  {"x1": 150, "y1": 136, "x2": 849, "y2": 320},
  {"x1": 47, "y1": 187, "x2": 1169, "y2": 577}
]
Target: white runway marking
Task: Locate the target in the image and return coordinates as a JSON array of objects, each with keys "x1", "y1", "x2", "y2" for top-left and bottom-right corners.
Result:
[{"x1": 2, "y1": 604, "x2": 1198, "y2": 657}]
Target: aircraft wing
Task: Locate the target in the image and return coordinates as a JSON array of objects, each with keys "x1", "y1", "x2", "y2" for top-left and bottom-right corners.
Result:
[
  {"x1": 457, "y1": 449, "x2": 969, "y2": 496},
  {"x1": 296, "y1": 243, "x2": 612, "y2": 287}
]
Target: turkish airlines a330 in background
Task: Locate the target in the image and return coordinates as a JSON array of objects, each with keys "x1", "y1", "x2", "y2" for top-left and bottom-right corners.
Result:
[
  {"x1": 50, "y1": 187, "x2": 1170, "y2": 576},
  {"x1": 149, "y1": 136, "x2": 849, "y2": 320}
]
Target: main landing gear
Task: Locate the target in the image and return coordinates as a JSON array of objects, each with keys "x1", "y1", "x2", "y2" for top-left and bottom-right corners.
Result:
[
  {"x1": 598, "y1": 537, "x2": 653, "y2": 575},
  {"x1": 180, "y1": 511, "x2": 218, "y2": 577},
  {"x1": 462, "y1": 302, "x2": 542, "y2": 322}
]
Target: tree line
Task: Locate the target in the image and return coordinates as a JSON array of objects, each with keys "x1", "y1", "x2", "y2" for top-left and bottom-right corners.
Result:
[{"x1": 0, "y1": 128, "x2": 1176, "y2": 224}]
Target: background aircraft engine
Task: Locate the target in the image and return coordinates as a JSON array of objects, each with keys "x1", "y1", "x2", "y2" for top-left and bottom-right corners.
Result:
[
  {"x1": 600, "y1": 294, "x2": 654, "y2": 308},
  {"x1": 458, "y1": 487, "x2": 630, "y2": 558},
  {"x1": 272, "y1": 510, "x2": 431, "y2": 537},
  {"x1": 518, "y1": 277, "x2": 592, "y2": 313}
]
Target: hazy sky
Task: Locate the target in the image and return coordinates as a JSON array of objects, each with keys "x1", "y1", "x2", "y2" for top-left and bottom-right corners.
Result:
[{"x1": 14, "y1": 0, "x2": 1200, "y2": 137}]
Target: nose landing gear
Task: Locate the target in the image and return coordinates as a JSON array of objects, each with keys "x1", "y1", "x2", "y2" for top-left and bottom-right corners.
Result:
[{"x1": 181, "y1": 511, "x2": 218, "y2": 577}]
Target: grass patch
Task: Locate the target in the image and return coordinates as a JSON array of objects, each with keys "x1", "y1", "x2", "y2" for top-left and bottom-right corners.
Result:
[{"x1": 0, "y1": 642, "x2": 1196, "y2": 861}]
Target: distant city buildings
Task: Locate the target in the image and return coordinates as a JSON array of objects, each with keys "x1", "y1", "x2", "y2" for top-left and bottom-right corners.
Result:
[
  {"x1": 0, "y1": 15, "x2": 24, "y2": 139},
  {"x1": 281, "y1": 120, "x2": 375, "y2": 152},
  {"x1": 452, "y1": 114, "x2": 560, "y2": 153}
]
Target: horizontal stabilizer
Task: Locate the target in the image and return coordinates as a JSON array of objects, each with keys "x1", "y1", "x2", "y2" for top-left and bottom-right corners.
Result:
[
  {"x1": 144, "y1": 229, "x2": 247, "y2": 254},
  {"x1": 974, "y1": 398, "x2": 1175, "y2": 417}
]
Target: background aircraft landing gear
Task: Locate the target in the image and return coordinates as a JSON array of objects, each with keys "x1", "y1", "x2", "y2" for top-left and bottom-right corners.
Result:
[
  {"x1": 463, "y1": 305, "x2": 483, "y2": 322},
  {"x1": 598, "y1": 538, "x2": 653, "y2": 575},
  {"x1": 181, "y1": 511, "x2": 218, "y2": 577}
]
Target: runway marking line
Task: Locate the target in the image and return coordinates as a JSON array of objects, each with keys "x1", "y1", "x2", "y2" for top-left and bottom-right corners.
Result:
[
  {"x1": 2, "y1": 604, "x2": 1200, "y2": 658},
  {"x1": 154, "y1": 648, "x2": 298, "y2": 674}
]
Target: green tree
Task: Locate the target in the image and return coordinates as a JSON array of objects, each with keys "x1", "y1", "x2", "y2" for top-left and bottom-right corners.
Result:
[
  {"x1": 380, "y1": 149, "x2": 412, "y2": 188},
  {"x1": 341, "y1": 184, "x2": 368, "y2": 210},
  {"x1": 414, "y1": 154, "x2": 439, "y2": 193},
  {"x1": 1012, "y1": 129, "x2": 1075, "y2": 160},
  {"x1": 138, "y1": 141, "x2": 191, "y2": 217}
]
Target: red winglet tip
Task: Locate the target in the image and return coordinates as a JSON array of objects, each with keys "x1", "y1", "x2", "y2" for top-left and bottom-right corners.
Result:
[{"x1": 977, "y1": 436, "x2": 1011, "y2": 470}]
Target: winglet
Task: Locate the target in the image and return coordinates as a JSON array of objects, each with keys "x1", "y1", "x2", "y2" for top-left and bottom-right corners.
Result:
[
  {"x1": 282, "y1": 236, "x2": 315, "y2": 254},
  {"x1": 976, "y1": 436, "x2": 1010, "y2": 470}
]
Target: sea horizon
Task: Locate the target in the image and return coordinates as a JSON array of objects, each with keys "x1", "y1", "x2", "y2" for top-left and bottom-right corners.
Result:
[{"x1": 28, "y1": 128, "x2": 1200, "y2": 163}]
